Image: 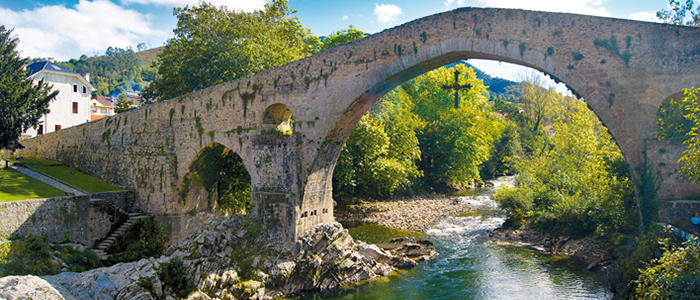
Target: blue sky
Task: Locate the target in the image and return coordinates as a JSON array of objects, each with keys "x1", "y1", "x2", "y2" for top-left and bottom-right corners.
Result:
[{"x1": 0, "y1": 0, "x2": 672, "y2": 84}]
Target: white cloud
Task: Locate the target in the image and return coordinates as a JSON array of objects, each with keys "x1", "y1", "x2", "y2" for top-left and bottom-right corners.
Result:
[
  {"x1": 374, "y1": 4, "x2": 402, "y2": 24},
  {"x1": 120, "y1": 0, "x2": 268, "y2": 12},
  {"x1": 475, "y1": 0, "x2": 611, "y2": 17},
  {"x1": 444, "y1": 0, "x2": 467, "y2": 8},
  {"x1": 0, "y1": 0, "x2": 167, "y2": 60},
  {"x1": 629, "y1": 11, "x2": 659, "y2": 23},
  {"x1": 343, "y1": 15, "x2": 349, "y2": 20}
]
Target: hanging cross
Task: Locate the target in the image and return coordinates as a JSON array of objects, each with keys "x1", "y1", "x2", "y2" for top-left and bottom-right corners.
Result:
[{"x1": 441, "y1": 70, "x2": 471, "y2": 109}]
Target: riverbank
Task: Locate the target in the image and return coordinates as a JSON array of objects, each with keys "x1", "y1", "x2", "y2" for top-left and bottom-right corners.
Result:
[
  {"x1": 489, "y1": 225, "x2": 614, "y2": 271},
  {"x1": 335, "y1": 194, "x2": 474, "y2": 232}
]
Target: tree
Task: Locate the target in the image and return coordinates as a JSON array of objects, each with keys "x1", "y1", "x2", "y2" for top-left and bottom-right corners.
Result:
[
  {"x1": 320, "y1": 26, "x2": 367, "y2": 51},
  {"x1": 113, "y1": 94, "x2": 135, "y2": 114},
  {"x1": 0, "y1": 26, "x2": 58, "y2": 152},
  {"x1": 494, "y1": 98, "x2": 637, "y2": 236},
  {"x1": 678, "y1": 88, "x2": 700, "y2": 183},
  {"x1": 407, "y1": 65, "x2": 501, "y2": 190},
  {"x1": 141, "y1": 0, "x2": 322, "y2": 101},
  {"x1": 657, "y1": 0, "x2": 700, "y2": 26}
]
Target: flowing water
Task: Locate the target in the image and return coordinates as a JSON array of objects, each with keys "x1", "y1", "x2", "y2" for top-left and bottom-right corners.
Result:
[{"x1": 295, "y1": 179, "x2": 611, "y2": 300}]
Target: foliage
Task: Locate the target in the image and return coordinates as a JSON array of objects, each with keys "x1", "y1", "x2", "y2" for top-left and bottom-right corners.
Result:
[
  {"x1": 333, "y1": 114, "x2": 421, "y2": 200},
  {"x1": 635, "y1": 237, "x2": 700, "y2": 299},
  {"x1": 0, "y1": 26, "x2": 58, "y2": 151},
  {"x1": 657, "y1": 0, "x2": 700, "y2": 26},
  {"x1": 105, "y1": 217, "x2": 167, "y2": 265},
  {"x1": 0, "y1": 235, "x2": 102, "y2": 276},
  {"x1": 406, "y1": 65, "x2": 502, "y2": 190},
  {"x1": 678, "y1": 88, "x2": 700, "y2": 183},
  {"x1": 61, "y1": 47, "x2": 149, "y2": 96},
  {"x1": 158, "y1": 256, "x2": 194, "y2": 298},
  {"x1": 142, "y1": 0, "x2": 322, "y2": 101},
  {"x1": 334, "y1": 65, "x2": 502, "y2": 199},
  {"x1": 187, "y1": 143, "x2": 251, "y2": 214},
  {"x1": 657, "y1": 96, "x2": 694, "y2": 140},
  {"x1": 114, "y1": 93, "x2": 136, "y2": 114},
  {"x1": 320, "y1": 25, "x2": 368, "y2": 51},
  {"x1": 604, "y1": 226, "x2": 683, "y2": 296},
  {"x1": 494, "y1": 98, "x2": 637, "y2": 237}
]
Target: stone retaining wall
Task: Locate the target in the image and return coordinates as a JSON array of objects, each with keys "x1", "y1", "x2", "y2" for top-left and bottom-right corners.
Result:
[
  {"x1": 0, "y1": 196, "x2": 122, "y2": 247},
  {"x1": 658, "y1": 200, "x2": 700, "y2": 228},
  {"x1": 92, "y1": 190, "x2": 135, "y2": 214}
]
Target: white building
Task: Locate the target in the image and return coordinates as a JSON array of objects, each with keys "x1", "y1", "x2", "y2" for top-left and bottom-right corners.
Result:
[{"x1": 23, "y1": 61, "x2": 93, "y2": 137}]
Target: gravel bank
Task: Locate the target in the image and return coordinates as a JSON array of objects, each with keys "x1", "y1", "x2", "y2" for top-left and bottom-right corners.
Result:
[{"x1": 335, "y1": 194, "x2": 474, "y2": 232}]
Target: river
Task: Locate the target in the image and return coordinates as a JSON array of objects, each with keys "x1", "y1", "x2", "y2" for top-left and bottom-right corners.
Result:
[{"x1": 294, "y1": 183, "x2": 612, "y2": 300}]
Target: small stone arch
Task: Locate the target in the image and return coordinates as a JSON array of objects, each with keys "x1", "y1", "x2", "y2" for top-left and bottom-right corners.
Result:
[
  {"x1": 183, "y1": 142, "x2": 252, "y2": 215},
  {"x1": 262, "y1": 103, "x2": 293, "y2": 135}
]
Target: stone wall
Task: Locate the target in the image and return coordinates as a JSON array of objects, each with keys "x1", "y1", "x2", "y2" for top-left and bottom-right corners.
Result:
[
  {"x1": 0, "y1": 196, "x2": 124, "y2": 247},
  {"x1": 92, "y1": 191, "x2": 136, "y2": 214},
  {"x1": 645, "y1": 139, "x2": 700, "y2": 200},
  {"x1": 658, "y1": 200, "x2": 700, "y2": 228}
]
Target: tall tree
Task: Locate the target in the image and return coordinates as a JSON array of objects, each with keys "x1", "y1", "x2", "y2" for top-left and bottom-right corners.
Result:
[
  {"x1": 142, "y1": 0, "x2": 322, "y2": 101},
  {"x1": 0, "y1": 26, "x2": 58, "y2": 151},
  {"x1": 114, "y1": 93, "x2": 135, "y2": 114}
]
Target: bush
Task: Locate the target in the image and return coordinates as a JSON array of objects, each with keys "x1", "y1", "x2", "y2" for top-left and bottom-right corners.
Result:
[
  {"x1": 635, "y1": 237, "x2": 700, "y2": 299},
  {"x1": 105, "y1": 217, "x2": 167, "y2": 265},
  {"x1": 0, "y1": 235, "x2": 102, "y2": 276},
  {"x1": 158, "y1": 256, "x2": 194, "y2": 298}
]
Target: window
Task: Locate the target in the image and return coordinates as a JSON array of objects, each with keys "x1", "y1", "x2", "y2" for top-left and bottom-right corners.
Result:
[
  {"x1": 91, "y1": 106, "x2": 97, "y2": 112},
  {"x1": 55, "y1": 125, "x2": 62, "y2": 131},
  {"x1": 73, "y1": 85, "x2": 78, "y2": 92},
  {"x1": 38, "y1": 125, "x2": 43, "y2": 135},
  {"x1": 101, "y1": 108, "x2": 107, "y2": 114},
  {"x1": 83, "y1": 86, "x2": 87, "y2": 93},
  {"x1": 72, "y1": 102, "x2": 78, "y2": 114}
]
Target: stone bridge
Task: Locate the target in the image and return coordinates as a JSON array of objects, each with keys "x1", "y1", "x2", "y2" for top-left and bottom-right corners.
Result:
[{"x1": 17, "y1": 7, "x2": 700, "y2": 246}]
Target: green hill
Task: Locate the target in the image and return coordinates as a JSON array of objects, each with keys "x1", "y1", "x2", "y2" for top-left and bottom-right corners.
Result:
[{"x1": 137, "y1": 46, "x2": 164, "y2": 68}]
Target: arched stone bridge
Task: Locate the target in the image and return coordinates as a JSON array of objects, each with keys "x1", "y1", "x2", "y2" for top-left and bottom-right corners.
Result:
[{"x1": 18, "y1": 7, "x2": 700, "y2": 245}]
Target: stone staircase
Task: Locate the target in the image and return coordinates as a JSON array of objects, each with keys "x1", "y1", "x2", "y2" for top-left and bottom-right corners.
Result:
[{"x1": 93, "y1": 212, "x2": 148, "y2": 260}]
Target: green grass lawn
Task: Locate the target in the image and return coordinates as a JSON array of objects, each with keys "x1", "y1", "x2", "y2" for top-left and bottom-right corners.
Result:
[
  {"x1": 0, "y1": 168, "x2": 66, "y2": 201},
  {"x1": 10, "y1": 158, "x2": 122, "y2": 193}
]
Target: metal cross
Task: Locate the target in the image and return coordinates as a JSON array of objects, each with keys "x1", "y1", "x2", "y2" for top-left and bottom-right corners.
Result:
[{"x1": 441, "y1": 70, "x2": 471, "y2": 109}]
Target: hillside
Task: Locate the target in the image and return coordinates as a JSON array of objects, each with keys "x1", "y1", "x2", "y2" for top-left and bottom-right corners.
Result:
[{"x1": 137, "y1": 46, "x2": 164, "y2": 68}]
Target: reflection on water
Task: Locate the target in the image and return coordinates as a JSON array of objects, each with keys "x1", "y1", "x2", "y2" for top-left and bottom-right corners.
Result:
[{"x1": 295, "y1": 179, "x2": 611, "y2": 300}]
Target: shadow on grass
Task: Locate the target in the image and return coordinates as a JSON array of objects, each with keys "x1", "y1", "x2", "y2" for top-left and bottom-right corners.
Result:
[{"x1": 0, "y1": 168, "x2": 65, "y2": 201}]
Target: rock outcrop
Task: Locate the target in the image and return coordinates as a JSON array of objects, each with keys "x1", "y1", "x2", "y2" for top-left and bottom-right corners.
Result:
[{"x1": 0, "y1": 215, "x2": 422, "y2": 299}]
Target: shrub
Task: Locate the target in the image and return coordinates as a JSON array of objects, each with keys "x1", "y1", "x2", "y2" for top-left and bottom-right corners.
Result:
[
  {"x1": 158, "y1": 256, "x2": 194, "y2": 298},
  {"x1": 635, "y1": 237, "x2": 700, "y2": 299}
]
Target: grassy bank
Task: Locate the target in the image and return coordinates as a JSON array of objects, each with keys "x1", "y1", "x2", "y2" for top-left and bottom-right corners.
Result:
[
  {"x1": 11, "y1": 158, "x2": 121, "y2": 193},
  {"x1": 0, "y1": 168, "x2": 65, "y2": 201}
]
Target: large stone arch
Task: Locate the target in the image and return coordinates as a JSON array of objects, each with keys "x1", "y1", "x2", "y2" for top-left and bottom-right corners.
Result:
[{"x1": 16, "y1": 7, "x2": 700, "y2": 245}]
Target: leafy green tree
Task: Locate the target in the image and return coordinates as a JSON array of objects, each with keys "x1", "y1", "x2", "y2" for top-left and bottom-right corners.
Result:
[
  {"x1": 320, "y1": 26, "x2": 367, "y2": 51},
  {"x1": 142, "y1": 0, "x2": 322, "y2": 101},
  {"x1": 0, "y1": 26, "x2": 58, "y2": 151},
  {"x1": 113, "y1": 93, "x2": 135, "y2": 114},
  {"x1": 678, "y1": 88, "x2": 700, "y2": 183},
  {"x1": 405, "y1": 65, "x2": 502, "y2": 190},
  {"x1": 657, "y1": 0, "x2": 700, "y2": 26},
  {"x1": 494, "y1": 98, "x2": 637, "y2": 236}
]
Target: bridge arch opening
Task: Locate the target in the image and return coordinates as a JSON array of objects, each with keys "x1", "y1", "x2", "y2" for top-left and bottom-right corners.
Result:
[
  {"x1": 183, "y1": 142, "x2": 251, "y2": 215},
  {"x1": 262, "y1": 103, "x2": 293, "y2": 135},
  {"x1": 301, "y1": 50, "x2": 638, "y2": 228}
]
